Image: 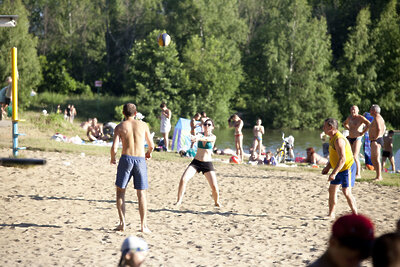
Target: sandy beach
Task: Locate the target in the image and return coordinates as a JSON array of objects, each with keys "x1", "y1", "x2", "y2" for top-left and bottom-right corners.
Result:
[{"x1": 0, "y1": 146, "x2": 399, "y2": 266}]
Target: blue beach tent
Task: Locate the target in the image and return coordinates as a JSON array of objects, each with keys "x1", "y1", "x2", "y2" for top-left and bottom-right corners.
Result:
[{"x1": 171, "y1": 118, "x2": 201, "y2": 152}]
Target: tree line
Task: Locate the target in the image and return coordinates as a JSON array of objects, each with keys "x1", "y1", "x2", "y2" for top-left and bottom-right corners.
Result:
[{"x1": 1, "y1": 0, "x2": 399, "y2": 129}]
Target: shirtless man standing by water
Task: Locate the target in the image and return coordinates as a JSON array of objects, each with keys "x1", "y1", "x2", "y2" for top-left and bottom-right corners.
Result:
[
  {"x1": 111, "y1": 103, "x2": 154, "y2": 232},
  {"x1": 229, "y1": 114, "x2": 244, "y2": 162},
  {"x1": 368, "y1": 104, "x2": 386, "y2": 181},
  {"x1": 343, "y1": 105, "x2": 371, "y2": 178}
]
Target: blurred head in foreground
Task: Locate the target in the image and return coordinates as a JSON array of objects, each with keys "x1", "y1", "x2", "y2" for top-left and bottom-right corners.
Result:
[
  {"x1": 118, "y1": 236, "x2": 149, "y2": 267},
  {"x1": 309, "y1": 214, "x2": 374, "y2": 267}
]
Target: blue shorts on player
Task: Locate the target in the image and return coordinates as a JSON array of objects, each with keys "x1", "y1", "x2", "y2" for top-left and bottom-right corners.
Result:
[
  {"x1": 330, "y1": 161, "x2": 356, "y2": 188},
  {"x1": 115, "y1": 155, "x2": 148, "y2": 190}
]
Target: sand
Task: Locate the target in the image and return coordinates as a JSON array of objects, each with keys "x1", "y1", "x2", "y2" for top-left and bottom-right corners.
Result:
[{"x1": 0, "y1": 146, "x2": 399, "y2": 266}]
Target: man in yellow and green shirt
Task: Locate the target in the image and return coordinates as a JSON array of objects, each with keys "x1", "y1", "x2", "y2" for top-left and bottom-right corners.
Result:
[{"x1": 322, "y1": 118, "x2": 357, "y2": 219}]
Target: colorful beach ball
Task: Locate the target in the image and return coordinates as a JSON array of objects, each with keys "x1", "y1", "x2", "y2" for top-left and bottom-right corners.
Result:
[
  {"x1": 230, "y1": 156, "x2": 240, "y2": 164},
  {"x1": 158, "y1": 33, "x2": 171, "y2": 47}
]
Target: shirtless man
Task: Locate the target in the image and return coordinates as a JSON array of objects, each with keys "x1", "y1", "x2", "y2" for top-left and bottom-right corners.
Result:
[
  {"x1": 190, "y1": 113, "x2": 202, "y2": 148},
  {"x1": 229, "y1": 114, "x2": 244, "y2": 162},
  {"x1": 382, "y1": 130, "x2": 396, "y2": 173},
  {"x1": 343, "y1": 105, "x2": 371, "y2": 178},
  {"x1": 368, "y1": 104, "x2": 386, "y2": 181},
  {"x1": 111, "y1": 103, "x2": 154, "y2": 232},
  {"x1": 200, "y1": 111, "x2": 209, "y2": 131},
  {"x1": 252, "y1": 118, "x2": 264, "y2": 155},
  {"x1": 87, "y1": 118, "x2": 105, "y2": 141}
]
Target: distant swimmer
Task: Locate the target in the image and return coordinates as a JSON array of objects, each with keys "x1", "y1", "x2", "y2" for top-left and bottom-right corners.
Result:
[
  {"x1": 175, "y1": 119, "x2": 221, "y2": 207},
  {"x1": 111, "y1": 103, "x2": 154, "y2": 232}
]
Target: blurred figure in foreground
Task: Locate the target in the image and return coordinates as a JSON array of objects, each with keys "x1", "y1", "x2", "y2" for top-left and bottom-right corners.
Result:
[{"x1": 308, "y1": 213, "x2": 375, "y2": 267}]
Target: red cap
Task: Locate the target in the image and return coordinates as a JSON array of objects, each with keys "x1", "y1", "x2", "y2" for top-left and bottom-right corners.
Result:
[{"x1": 332, "y1": 214, "x2": 374, "y2": 241}]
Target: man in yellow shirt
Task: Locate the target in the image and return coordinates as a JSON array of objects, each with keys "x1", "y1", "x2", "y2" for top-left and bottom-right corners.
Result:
[{"x1": 322, "y1": 118, "x2": 357, "y2": 219}]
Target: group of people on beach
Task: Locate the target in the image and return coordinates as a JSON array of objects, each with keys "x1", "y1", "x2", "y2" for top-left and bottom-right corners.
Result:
[
  {"x1": 110, "y1": 102, "x2": 397, "y2": 231},
  {"x1": 111, "y1": 103, "x2": 399, "y2": 266}
]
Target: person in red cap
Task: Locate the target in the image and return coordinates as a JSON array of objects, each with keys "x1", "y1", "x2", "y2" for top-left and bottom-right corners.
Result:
[{"x1": 308, "y1": 213, "x2": 375, "y2": 267}]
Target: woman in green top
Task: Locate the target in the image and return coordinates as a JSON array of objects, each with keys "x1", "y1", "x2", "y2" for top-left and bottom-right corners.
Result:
[{"x1": 175, "y1": 119, "x2": 221, "y2": 207}]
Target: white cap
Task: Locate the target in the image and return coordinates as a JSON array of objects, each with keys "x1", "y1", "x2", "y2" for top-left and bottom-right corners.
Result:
[{"x1": 121, "y1": 236, "x2": 148, "y2": 255}]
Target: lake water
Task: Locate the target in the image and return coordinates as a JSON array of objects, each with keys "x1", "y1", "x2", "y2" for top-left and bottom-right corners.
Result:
[{"x1": 212, "y1": 128, "x2": 400, "y2": 158}]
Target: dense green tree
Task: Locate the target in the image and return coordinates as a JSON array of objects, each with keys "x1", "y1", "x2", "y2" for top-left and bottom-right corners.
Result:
[
  {"x1": 127, "y1": 30, "x2": 189, "y2": 128},
  {"x1": 371, "y1": 0, "x2": 400, "y2": 127},
  {"x1": 244, "y1": 0, "x2": 339, "y2": 129},
  {"x1": 23, "y1": 0, "x2": 106, "y2": 94},
  {"x1": 105, "y1": 0, "x2": 166, "y2": 95},
  {"x1": 182, "y1": 35, "x2": 243, "y2": 127},
  {"x1": 337, "y1": 8, "x2": 377, "y2": 116},
  {"x1": 0, "y1": 0, "x2": 41, "y2": 108},
  {"x1": 165, "y1": 0, "x2": 248, "y2": 54}
]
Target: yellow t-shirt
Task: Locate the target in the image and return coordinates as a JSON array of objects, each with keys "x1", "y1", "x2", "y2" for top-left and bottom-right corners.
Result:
[{"x1": 329, "y1": 131, "x2": 354, "y2": 172}]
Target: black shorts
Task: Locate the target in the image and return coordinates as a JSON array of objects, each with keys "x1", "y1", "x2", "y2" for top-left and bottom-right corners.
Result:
[
  {"x1": 371, "y1": 137, "x2": 384, "y2": 147},
  {"x1": 5, "y1": 97, "x2": 10, "y2": 105},
  {"x1": 382, "y1": 150, "x2": 392, "y2": 158},
  {"x1": 189, "y1": 159, "x2": 215, "y2": 174}
]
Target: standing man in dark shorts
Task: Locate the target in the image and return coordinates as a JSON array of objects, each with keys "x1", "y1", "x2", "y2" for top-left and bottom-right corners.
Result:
[
  {"x1": 368, "y1": 104, "x2": 386, "y2": 181},
  {"x1": 111, "y1": 103, "x2": 154, "y2": 232}
]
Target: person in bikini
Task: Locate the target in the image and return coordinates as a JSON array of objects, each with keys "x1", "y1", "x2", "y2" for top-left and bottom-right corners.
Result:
[
  {"x1": 368, "y1": 104, "x2": 386, "y2": 181},
  {"x1": 229, "y1": 114, "x2": 244, "y2": 163},
  {"x1": 343, "y1": 105, "x2": 371, "y2": 178},
  {"x1": 175, "y1": 119, "x2": 221, "y2": 207},
  {"x1": 252, "y1": 118, "x2": 264, "y2": 155},
  {"x1": 111, "y1": 103, "x2": 154, "y2": 232}
]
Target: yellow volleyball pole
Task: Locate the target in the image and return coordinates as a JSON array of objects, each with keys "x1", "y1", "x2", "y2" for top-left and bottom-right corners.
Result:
[
  {"x1": 11, "y1": 47, "x2": 18, "y2": 121},
  {"x1": 11, "y1": 47, "x2": 25, "y2": 156}
]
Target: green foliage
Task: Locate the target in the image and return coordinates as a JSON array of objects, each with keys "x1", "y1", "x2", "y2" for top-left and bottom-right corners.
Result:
[
  {"x1": 127, "y1": 29, "x2": 190, "y2": 128},
  {"x1": 0, "y1": 0, "x2": 42, "y2": 108},
  {"x1": 371, "y1": 0, "x2": 400, "y2": 127},
  {"x1": 244, "y1": 0, "x2": 340, "y2": 129},
  {"x1": 337, "y1": 8, "x2": 377, "y2": 116},
  {"x1": 114, "y1": 104, "x2": 124, "y2": 121},
  {"x1": 39, "y1": 56, "x2": 93, "y2": 95},
  {"x1": 182, "y1": 35, "x2": 243, "y2": 127}
]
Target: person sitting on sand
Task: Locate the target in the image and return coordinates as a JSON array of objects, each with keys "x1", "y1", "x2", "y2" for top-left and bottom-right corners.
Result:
[
  {"x1": 175, "y1": 119, "x2": 221, "y2": 207},
  {"x1": 87, "y1": 118, "x2": 106, "y2": 141},
  {"x1": 304, "y1": 147, "x2": 328, "y2": 165},
  {"x1": 372, "y1": 232, "x2": 400, "y2": 267},
  {"x1": 248, "y1": 150, "x2": 264, "y2": 165}
]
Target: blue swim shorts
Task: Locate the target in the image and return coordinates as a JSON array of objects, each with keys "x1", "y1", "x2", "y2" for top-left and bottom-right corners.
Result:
[
  {"x1": 330, "y1": 161, "x2": 356, "y2": 188},
  {"x1": 116, "y1": 155, "x2": 148, "y2": 190}
]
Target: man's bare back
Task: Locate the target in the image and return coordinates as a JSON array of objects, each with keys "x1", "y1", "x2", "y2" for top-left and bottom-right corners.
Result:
[{"x1": 112, "y1": 118, "x2": 153, "y2": 161}]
